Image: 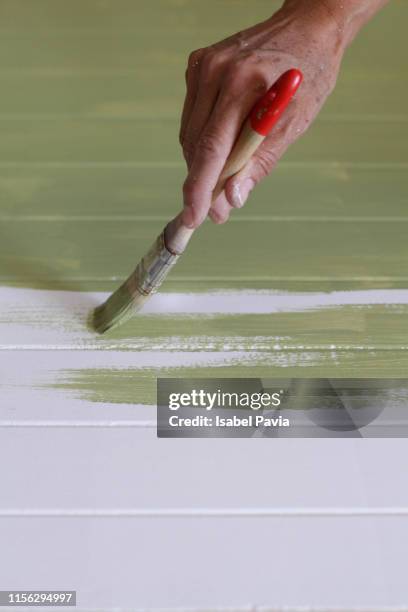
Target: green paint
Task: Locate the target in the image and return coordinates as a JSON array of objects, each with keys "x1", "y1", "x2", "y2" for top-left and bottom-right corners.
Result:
[
  {"x1": 84, "y1": 307, "x2": 408, "y2": 348},
  {"x1": 0, "y1": 165, "x2": 407, "y2": 218},
  {"x1": 56, "y1": 351, "x2": 408, "y2": 407},
  {"x1": 51, "y1": 305, "x2": 408, "y2": 405},
  {"x1": 1, "y1": 0, "x2": 408, "y2": 404},
  {"x1": 1, "y1": 218, "x2": 408, "y2": 291},
  {"x1": 0, "y1": 119, "x2": 406, "y2": 164}
]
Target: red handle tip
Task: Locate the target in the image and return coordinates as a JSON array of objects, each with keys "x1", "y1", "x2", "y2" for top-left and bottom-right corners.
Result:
[{"x1": 250, "y1": 68, "x2": 303, "y2": 136}]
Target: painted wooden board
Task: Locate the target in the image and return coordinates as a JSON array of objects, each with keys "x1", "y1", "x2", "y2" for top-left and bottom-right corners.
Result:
[
  {"x1": 0, "y1": 165, "x2": 407, "y2": 218},
  {"x1": 2, "y1": 426, "x2": 408, "y2": 507},
  {"x1": 0, "y1": 119, "x2": 406, "y2": 163},
  {"x1": 0, "y1": 0, "x2": 408, "y2": 609},
  {"x1": 1, "y1": 514, "x2": 407, "y2": 609},
  {"x1": 1, "y1": 218, "x2": 408, "y2": 291}
]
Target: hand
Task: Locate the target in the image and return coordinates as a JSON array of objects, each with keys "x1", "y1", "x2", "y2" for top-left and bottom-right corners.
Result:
[{"x1": 179, "y1": 0, "x2": 346, "y2": 228}]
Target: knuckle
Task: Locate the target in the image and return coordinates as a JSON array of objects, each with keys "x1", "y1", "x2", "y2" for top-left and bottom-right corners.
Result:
[
  {"x1": 255, "y1": 149, "x2": 279, "y2": 177},
  {"x1": 201, "y1": 48, "x2": 224, "y2": 71},
  {"x1": 180, "y1": 127, "x2": 197, "y2": 154},
  {"x1": 235, "y1": 50, "x2": 259, "y2": 67},
  {"x1": 224, "y1": 58, "x2": 267, "y2": 91},
  {"x1": 252, "y1": 76, "x2": 269, "y2": 95},
  {"x1": 182, "y1": 139, "x2": 195, "y2": 163},
  {"x1": 197, "y1": 130, "x2": 223, "y2": 157},
  {"x1": 182, "y1": 177, "x2": 198, "y2": 201},
  {"x1": 186, "y1": 48, "x2": 205, "y2": 73},
  {"x1": 188, "y1": 48, "x2": 203, "y2": 65}
]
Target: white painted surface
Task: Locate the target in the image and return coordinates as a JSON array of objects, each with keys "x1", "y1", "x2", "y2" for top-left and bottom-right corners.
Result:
[
  {"x1": 1, "y1": 286, "x2": 408, "y2": 608},
  {"x1": 0, "y1": 516, "x2": 407, "y2": 609},
  {"x1": 0, "y1": 430, "x2": 408, "y2": 508}
]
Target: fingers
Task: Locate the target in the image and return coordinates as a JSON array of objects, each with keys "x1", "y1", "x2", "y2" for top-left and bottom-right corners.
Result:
[
  {"x1": 181, "y1": 109, "x2": 238, "y2": 227},
  {"x1": 182, "y1": 68, "x2": 272, "y2": 228},
  {"x1": 181, "y1": 52, "x2": 227, "y2": 165},
  {"x1": 219, "y1": 110, "x2": 296, "y2": 213},
  {"x1": 208, "y1": 191, "x2": 233, "y2": 224},
  {"x1": 224, "y1": 177, "x2": 256, "y2": 209}
]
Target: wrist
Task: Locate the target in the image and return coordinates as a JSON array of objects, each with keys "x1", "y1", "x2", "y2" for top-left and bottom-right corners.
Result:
[{"x1": 278, "y1": 0, "x2": 353, "y2": 53}]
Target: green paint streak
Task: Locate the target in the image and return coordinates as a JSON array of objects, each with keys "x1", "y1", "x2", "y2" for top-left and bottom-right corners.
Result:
[
  {"x1": 1, "y1": 0, "x2": 408, "y2": 406},
  {"x1": 88, "y1": 307, "x2": 408, "y2": 348},
  {"x1": 56, "y1": 352, "x2": 408, "y2": 407},
  {"x1": 52, "y1": 304, "x2": 408, "y2": 404}
]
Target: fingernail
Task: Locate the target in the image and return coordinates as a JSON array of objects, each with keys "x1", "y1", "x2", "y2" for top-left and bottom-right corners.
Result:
[
  {"x1": 231, "y1": 179, "x2": 255, "y2": 208},
  {"x1": 231, "y1": 183, "x2": 244, "y2": 208},
  {"x1": 240, "y1": 178, "x2": 255, "y2": 203},
  {"x1": 182, "y1": 206, "x2": 195, "y2": 229}
]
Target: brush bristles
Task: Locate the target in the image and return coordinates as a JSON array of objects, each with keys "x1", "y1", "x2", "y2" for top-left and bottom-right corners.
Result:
[
  {"x1": 91, "y1": 279, "x2": 147, "y2": 334},
  {"x1": 90, "y1": 230, "x2": 180, "y2": 334}
]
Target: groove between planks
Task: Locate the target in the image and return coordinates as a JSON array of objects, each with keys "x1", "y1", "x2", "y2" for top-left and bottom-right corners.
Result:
[
  {"x1": 0, "y1": 113, "x2": 405, "y2": 122},
  {"x1": 0, "y1": 420, "x2": 407, "y2": 428},
  {"x1": 2, "y1": 216, "x2": 408, "y2": 222},
  {"x1": 2, "y1": 507, "x2": 408, "y2": 518},
  {"x1": 0, "y1": 161, "x2": 407, "y2": 168}
]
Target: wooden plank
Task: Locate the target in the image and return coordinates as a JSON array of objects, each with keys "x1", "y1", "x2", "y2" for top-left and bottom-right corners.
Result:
[
  {"x1": 0, "y1": 2, "x2": 407, "y2": 608},
  {"x1": 0, "y1": 2, "x2": 405, "y2": 119},
  {"x1": 0, "y1": 514, "x2": 406, "y2": 608},
  {"x1": 0, "y1": 118, "x2": 406, "y2": 163},
  {"x1": 51, "y1": 353, "x2": 408, "y2": 405},
  {"x1": 0, "y1": 71, "x2": 404, "y2": 120},
  {"x1": 1, "y1": 219, "x2": 408, "y2": 289},
  {"x1": 1, "y1": 165, "x2": 407, "y2": 218},
  {"x1": 2, "y1": 428, "x2": 408, "y2": 507},
  {"x1": 3, "y1": 286, "x2": 408, "y2": 410},
  {"x1": 3, "y1": 343, "x2": 408, "y2": 410},
  {"x1": 3, "y1": 286, "x2": 408, "y2": 348},
  {"x1": 0, "y1": 0, "x2": 403, "y2": 78}
]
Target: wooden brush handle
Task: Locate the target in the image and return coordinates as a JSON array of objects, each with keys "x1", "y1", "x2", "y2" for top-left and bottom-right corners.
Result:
[{"x1": 166, "y1": 68, "x2": 303, "y2": 255}]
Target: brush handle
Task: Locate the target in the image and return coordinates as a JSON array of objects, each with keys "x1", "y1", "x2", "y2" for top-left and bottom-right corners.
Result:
[{"x1": 166, "y1": 68, "x2": 303, "y2": 254}]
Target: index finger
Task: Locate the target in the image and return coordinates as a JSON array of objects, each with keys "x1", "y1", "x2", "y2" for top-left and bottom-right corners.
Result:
[{"x1": 181, "y1": 74, "x2": 270, "y2": 228}]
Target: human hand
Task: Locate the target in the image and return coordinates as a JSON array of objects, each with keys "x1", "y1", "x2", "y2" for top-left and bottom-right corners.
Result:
[{"x1": 179, "y1": 0, "x2": 346, "y2": 228}]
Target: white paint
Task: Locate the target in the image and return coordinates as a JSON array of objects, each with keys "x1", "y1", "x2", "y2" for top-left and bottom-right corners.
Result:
[
  {"x1": 0, "y1": 285, "x2": 405, "y2": 417},
  {"x1": 2, "y1": 285, "x2": 408, "y2": 321},
  {"x1": 139, "y1": 288, "x2": 408, "y2": 313},
  {"x1": 0, "y1": 286, "x2": 407, "y2": 349}
]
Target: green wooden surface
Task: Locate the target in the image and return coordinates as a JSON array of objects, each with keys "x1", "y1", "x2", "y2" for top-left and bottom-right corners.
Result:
[
  {"x1": 0, "y1": 0, "x2": 407, "y2": 403},
  {"x1": 1, "y1": 219, "x2": 408, "y2": 288},
  {"x1": 1, "y1": 165, "x2": 407, "y2": 217}
]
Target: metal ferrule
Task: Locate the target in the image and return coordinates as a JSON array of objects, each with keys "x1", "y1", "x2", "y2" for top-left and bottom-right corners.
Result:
[{"x1": 127, "y1": 232, "x2": 180, "y2": 296}]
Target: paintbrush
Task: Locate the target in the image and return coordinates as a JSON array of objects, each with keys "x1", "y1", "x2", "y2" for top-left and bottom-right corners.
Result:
[{"x1": 92, "y1": 68, "x2": 303, "y2": 334}]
